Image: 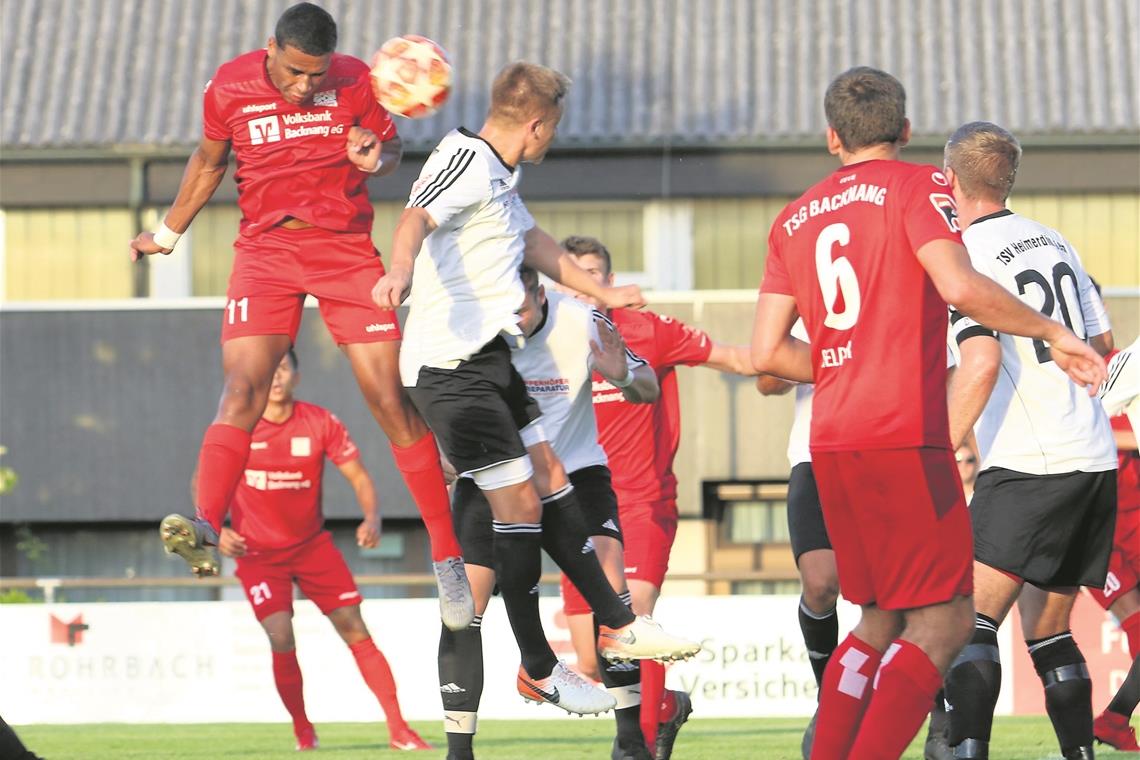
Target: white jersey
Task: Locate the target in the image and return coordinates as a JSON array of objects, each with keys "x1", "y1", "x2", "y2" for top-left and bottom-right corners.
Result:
[
  {"x1": 1101, "y1": 337, "x2": 1140, "y2": 433},
  {"x1": 950, "y1": 209, "x2": 1115, "y2": 475},
  {"x1": 399, "y1": 128, "x2": 536, "y2": 386},
  {"x1": 786, "y1": 319, "x2": 813, "y2": 467},
  {"x1": 511, "y1": 291, "x2": 647, "y2": 474}
]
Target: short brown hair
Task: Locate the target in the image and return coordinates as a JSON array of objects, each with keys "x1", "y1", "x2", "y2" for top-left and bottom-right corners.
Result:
[
  {"x1": 824, "y1": 67, "x2": 907, "y2": 152},
  {"x1": 944, "y1": 121, "x2": 1022, "y2": 203},
  {"x1": 488, "y1": 62, "x2": 571, "y2": 124},
  {"x1": 561, "y1": 235, "x2": 612, "y2": 275}
]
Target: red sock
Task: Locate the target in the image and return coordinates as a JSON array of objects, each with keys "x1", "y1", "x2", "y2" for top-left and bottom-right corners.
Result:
[
  {"x1": 390, "y1": 432, "x2": 462, "y2": 561},
  {"x1": 849, "y1": 640, "x2": 943, "y2": 759},
  {"x1": 810, "y1": 633, "x2": 882, "y2": 760},
  {"x1": 271, "y1": 649, "x2": 311, "y2": 733},
  {"x1": 1122, "y1": 611, "x2": 1140, "y2": 658},
  {"x1": 658, "y1": 688, "x2": 678, "y2": 722},
  {"x1": 349, "y1": 637, "x2": 408, "y2": 733},
  {"x1": 195, "y1": 423, "x2": 251, "y2": 532},
  {"x1": 640, "y1": 660, "x2": 666, "y2": 750}
]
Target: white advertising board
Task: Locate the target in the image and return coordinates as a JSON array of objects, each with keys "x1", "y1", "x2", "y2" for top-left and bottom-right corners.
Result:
[{"x1": 0, "y1": 595, "x2": 1014, "y2": 724}]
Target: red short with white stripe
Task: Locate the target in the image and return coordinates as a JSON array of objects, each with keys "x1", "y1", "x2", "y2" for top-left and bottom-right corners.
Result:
[
  {"x1": 812, "y1": 447, "x2": 973, "y2": 610},
  {"x1": 223, "y1": 226, "x2": 401, "y2": 346},
  {"x1": 234, "y1": 530, "x2": 361, "y2": 621},
  {"x1": 1088, "y1": 508, "x2": 1140, "y2": 610}
]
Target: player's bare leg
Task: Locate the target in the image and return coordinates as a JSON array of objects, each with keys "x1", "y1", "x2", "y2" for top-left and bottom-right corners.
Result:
[
  {"x1": 342, "y1": 340, "x2": 473, "y2": 630},
  {"x1": 1095, "y1": 587, "x2": 1140, "y2": 750},
  {"x1": 326, "y1": 605, "x2": 430, "y2": 751},
  {"x1": 527, "y1": 441, "x2": 699, "y2": 666},
  {"x1": 162, "y1": 334, "x2": 291, "y2": 577},
  {"x1": 795, "y1": 549, "x2": 839, "y2": 760},
  {"x1": 256, "y1": 611, "x2": 316, "y2": 750},
  {"x1": 1017, "y1": 585, "x2": 1096, "y2": 759}
]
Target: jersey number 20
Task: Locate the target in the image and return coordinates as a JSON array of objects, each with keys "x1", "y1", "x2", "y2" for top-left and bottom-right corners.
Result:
[
  {"x1": 1015, "y1": 262, "x2": 1085, "y2": 364},
  {"x1": 815, "y1": 223, "x2": 861, "y2": 330}
]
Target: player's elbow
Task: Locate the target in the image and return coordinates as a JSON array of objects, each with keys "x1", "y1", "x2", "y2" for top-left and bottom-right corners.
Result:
[{"x1": 958, "y1": 339, "x2": 1002, "y2": 388}]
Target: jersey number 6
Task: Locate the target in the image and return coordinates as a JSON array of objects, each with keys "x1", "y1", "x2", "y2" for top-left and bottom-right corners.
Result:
[{"x1": 815, "y1": 223, "x2": 861, "y2": 330}]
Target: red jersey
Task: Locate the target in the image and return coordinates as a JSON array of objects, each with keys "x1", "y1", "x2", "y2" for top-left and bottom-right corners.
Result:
[
  {"x1": 761, "y1": 159, "x2": 963, "y2": 452},
  {"x1": 202, "y1": 50, "x2": 397, "y2": 236},
  {"x1": 231, "y1": 400, "x2": 360, "y2": 551},
  {"x1": 1108, "y1": 349, "x2": 1140, "y2": 513},
  {"x1": 593, "y1": 309, "x2": 713, "y2": 504}
]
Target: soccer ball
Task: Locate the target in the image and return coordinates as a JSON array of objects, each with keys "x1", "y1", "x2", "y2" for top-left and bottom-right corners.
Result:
[{"x1": 369, "y1": 35, "x2": 451, "y2": 119}]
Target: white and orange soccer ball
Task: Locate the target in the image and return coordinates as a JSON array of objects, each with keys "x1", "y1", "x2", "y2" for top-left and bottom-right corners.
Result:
[{"x1": 369, "y1": 35, "x2": 451, "y2": 119}]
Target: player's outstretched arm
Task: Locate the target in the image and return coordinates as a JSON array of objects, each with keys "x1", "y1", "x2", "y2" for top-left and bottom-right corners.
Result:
[
  {"x1": 703, "y1": 343, "x2": 761, "y2": 376},
  {"x1": 750, "y1": 293, "x2": 813, "y2": 383},
  {"x1": 338, "y1": 459, "x2": 381, "y2": 548},
  {"x1": 129, "y1": 136, "x2": 231, "y2": 261},
  {"x1": 523, "y1": 226, "x2": 645, "y2": 310},
  {"x1": 590, "y1": 318, "x2": 659, "y2": 403},
  {"x1": 373, "y1": 207, "x2": 438, "y2": 308},
  {"x1": 917, "y1": 239, "x2": 1106, "y2": 393},
  {"x1": 947, "y1": 336, "x2": 1001, "y2": 448}
]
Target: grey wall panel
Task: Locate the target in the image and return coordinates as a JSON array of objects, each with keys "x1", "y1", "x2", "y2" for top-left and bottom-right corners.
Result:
[{"x1": 0, "y1": 305, "x2": 421, "y2": 522}]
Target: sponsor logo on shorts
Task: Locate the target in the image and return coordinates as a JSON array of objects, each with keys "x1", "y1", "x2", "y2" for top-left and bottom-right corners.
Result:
[
  {"x1": 602, "y1": 519, "x2": 618, "y2": 532},
  {"x1": 338, "y1": 591, "x2": 361, "y2": 601},
  {"x1": 624, "y1": 566, "x2": 638, "y2": 575},
  {"x1": 1104, "y1": 571, "x2": 1121, "y2": 597},
  {"x1": 366, "y1": 323, "x2": 396, "y2": 333},
  {"x1": 250, "y1": 441, "x2": 268, "y2": 450}
]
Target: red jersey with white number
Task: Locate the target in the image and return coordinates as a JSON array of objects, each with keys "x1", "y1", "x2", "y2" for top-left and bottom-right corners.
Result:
[
  {"x1": 232, "y1": 401, "x2": 360, "y2": 552},
  {"x1": 202, "y1": 50, "x2": 397, "y2": 236},
  {"x1": 593, "y1": 308, "x2": 713, "y2": 504},
  {"x1": 761, "y1": 159, "x2": 963, "y2": 452}
]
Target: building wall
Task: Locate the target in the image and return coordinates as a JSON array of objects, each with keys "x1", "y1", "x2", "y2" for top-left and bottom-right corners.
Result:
[{"x1": 5, "y1": 192, "x2": 1137, "y2": 300}]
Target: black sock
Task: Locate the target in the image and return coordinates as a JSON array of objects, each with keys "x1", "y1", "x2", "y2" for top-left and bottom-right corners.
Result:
[
  {"x1": 929, "y1": 688, "x2": 948, "y2": 735},
  {"x1": 1108, "y1": 651, "x2": 1140, "y2": 718},
  {"x1": 595, "y1": 614, "x2": 645, "y2": 747},
  {"x1": 0, "y1": 717, "x2": 41, "y2": 760},
  {"x1": 492, "y1": 522, "x2": 557, "y2": 678},
  {"x1": 797, "y1": 597, "x2": 838, "y2": 688},
  {"x1": 946, "y1": 613, "x2": 1002, "y2": 755},
  {"x1": 540, "y1": 485, "x2": 635, "y2": 629},
  {"x1": 1027, "y1": 631, "x2": 1093, "y2": 755},
  {"x1": 439, "y1": 614, "x2": 484, "y2": 760}
]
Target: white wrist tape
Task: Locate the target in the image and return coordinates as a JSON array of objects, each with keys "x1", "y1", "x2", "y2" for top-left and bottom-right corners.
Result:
[
  {"x1": 611, "y1": 367, "x2": 635, "y2": 388},
  {"x1": 152, "y1": 222, "x2": 182, "y2": 250}
]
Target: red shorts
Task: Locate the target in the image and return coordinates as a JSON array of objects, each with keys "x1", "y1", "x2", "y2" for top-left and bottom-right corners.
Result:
[
  {"x1": 560, "y1": 498, "x2": 678, "y2": 616},
  {"x1": 233, "y1": 530, "x2": 361, "y2": 621},
  {"x1": 812, "y1": 447, "x2": 973, "y2": 610},
  {"x1": 1088, "y1": 508, "x2": 1140, "y2": 610},
  {"x1": 222, "y1": 226, "x2": 401, "y2": 346}
]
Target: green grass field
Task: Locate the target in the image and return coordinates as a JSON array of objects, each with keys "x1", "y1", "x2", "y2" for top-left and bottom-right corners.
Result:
[{"x1": 13, "y1": 716, "x2": 1106, "y2": 759}]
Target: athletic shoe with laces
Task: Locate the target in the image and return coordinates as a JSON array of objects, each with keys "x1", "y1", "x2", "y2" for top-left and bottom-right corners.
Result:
[
  {"x1": 654, "y1": 689, "x2": 692, "y2": 760},
  {"x1": 159, "y1": 514, "x2": 220, "y2": 577},
  {"x1": 294, "y1": 725, "x2": 318, "y2": 751},
  {"x1": 434, "y1": 556, "x2": 476, "y2": 631},
  {"x1": 517, "y1": 661, "x2": 617, "y2": 715},
  {"x1": 597, "y1": 616, "x2": 701, "y2": 664},
  {"x1": 389, "y1": 726, "x2": 432, "y2": 750},
  {"x1": 612, "y1": 736, "x2": 654, "y2": 760},
  {"x1": 1094, "y1": 709, "x2": 1140, "y2": 751}
]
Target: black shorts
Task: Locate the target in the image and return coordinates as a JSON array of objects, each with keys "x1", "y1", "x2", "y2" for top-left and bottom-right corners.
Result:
[
  {"x1": 971, "y1": 467, "x2": 1117, "y2": 588},
  {"x1": 451, "y1": 465, "x2": 623, "y2": 570},
  {"x1": 406, "y1": 337, "x2": 541, "y2": 475},
  {"x1": 787, "y1": 462, "x2": 831, "y2": 562}
]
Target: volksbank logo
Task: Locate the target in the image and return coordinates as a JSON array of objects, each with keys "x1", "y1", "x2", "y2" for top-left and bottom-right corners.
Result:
[{"x1": 248, "y1": 115, "x2": 281, "y2": 145}]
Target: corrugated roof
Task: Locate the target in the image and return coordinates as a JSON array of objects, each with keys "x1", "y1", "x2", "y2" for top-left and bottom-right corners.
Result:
[{"x1": 3, "y1": 0, "x2": 1138, "y2": 152}]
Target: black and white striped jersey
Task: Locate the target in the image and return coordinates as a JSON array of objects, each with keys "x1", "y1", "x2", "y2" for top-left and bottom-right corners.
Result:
[{"x1": 399, "y1": 127, "x2": 536, "y2": 386}]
